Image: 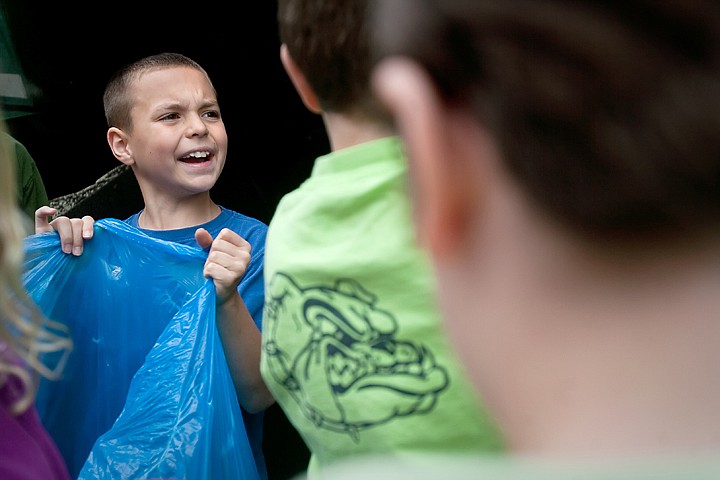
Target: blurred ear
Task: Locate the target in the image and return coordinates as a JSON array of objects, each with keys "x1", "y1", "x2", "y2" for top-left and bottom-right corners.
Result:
[
  {"x1": 372, "y1": 58, "x2": 483, "y2": 260},
  {"x1": 280, "y1": 43, "x2": 322, "y2": 114},
  {"x1": 107, "y1": 127, "x2": 134, "y2": 166}
]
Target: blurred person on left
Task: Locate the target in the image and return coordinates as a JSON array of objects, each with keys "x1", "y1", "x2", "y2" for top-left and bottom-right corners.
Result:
[{"x1": 0, "y1": 111, "x2": 72, "y2": 480}]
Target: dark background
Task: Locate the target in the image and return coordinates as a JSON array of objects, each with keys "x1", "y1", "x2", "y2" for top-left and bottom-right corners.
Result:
[
  {"x1": 2, "y1": 2, "x2": 322, "y2": 478},
  {"x1": 2, "y1": 1, "x2": 329, "y2": 225}
]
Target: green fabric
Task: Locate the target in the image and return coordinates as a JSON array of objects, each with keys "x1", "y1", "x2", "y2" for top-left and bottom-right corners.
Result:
[
  {"x1": 291, "y1": 452, "x2": 720, "y2": 480},
  {"x1": 5, "y1": 132, "x2": 49, "y2": 220},
  {"x1": 261, "y1": 137, "x2": 504, "y2": 478}
]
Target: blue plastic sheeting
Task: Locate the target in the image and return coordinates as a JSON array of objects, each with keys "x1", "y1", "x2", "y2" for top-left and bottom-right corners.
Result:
[{"x1": 23, "y1": 218, "x2": 259, "y2": 480}]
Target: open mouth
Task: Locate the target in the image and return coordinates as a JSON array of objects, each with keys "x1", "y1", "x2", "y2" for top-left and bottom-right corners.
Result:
[{"x1": 179, "y1": 151, "x2": 212, "y2": 163}]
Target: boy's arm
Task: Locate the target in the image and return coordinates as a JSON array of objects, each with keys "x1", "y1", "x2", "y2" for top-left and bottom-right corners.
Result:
[
  {"x1": 35, "y1": 206, "x2": 95, "y2": 256},
  {"x1": 217, "y1": 291, "x2": 275, "y2": 413},
  {"x1": 195, "y1": 227, "x2": 275, "y2": 413}
]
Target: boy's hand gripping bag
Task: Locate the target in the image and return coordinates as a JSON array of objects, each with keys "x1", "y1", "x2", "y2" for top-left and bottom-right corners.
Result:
[{"x1": 22, "y1": 218, "x2": 259, "y2": 480}]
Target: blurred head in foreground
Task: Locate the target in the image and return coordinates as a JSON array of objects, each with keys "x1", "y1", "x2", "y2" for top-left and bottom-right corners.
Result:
[{"x1": 370, "y1": 0, "x2": 720, "y2": 457}]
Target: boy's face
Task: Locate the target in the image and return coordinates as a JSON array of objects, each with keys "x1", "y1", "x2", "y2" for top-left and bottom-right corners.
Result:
[{"x1": 123, "y1": 66, "x2": 228, "y2": 200}]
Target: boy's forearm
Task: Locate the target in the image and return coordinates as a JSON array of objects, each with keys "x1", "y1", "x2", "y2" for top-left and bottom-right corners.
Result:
[{"x1": 216, "y1": 292, "x2": 275, "y2": 413}]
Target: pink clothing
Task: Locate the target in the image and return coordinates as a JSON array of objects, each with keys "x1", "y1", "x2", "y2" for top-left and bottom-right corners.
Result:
[{"x1": 0, "y1": 347, "x2": 71, "y2": 480}]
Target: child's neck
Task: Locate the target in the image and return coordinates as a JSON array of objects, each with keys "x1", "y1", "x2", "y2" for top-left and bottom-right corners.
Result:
[
  {"x1": 323, "y1": 111, "x2": 395, "y2": 151},
  {"x1": 138, "y1": 199, "x2": 221, "y2": 230}
]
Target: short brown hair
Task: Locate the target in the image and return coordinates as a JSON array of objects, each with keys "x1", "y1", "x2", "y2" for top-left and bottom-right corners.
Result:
[
  {"x1": 103, "y1": 52, "x2": 215, "y2": 131},
  {"x1": 278, "y1": 0, "x2": 388, "y2": 123},
  {"x1": 371, "y1": 0, "x2": 720, "y2": 238}
]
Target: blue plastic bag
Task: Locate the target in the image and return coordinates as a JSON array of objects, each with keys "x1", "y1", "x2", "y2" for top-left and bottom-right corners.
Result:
[{"x1": 23, "y1": 218, "x2": 259, "y2": 480}]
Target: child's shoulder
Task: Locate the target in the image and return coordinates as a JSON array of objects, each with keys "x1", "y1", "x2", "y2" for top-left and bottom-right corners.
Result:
[
  {"x1": 219, "y1": 207, "x2": 267, "y2": 227},
  {"x1": 218, "y1": 207, "x2": 268, "y2": 240}
]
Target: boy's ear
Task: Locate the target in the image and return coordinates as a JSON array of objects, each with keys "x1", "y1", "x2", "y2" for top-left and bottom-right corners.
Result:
[
  {"x1": 107, "y1": 127, "x2": 134, "y2": 166},
  {"x1": 280, "y1": 43, "x2": 322, "y2": 114},
  {"x1": 373, "y1": 59, "x2": 483, "y2": 260},
  {"x1": 432, "y1": 108, "x2": 488, "y2": 258}
]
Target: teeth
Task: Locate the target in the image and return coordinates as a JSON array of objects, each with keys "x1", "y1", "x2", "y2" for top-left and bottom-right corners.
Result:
[{"x1": 187, "y1": 151, "x2": 210, "y2": 158}]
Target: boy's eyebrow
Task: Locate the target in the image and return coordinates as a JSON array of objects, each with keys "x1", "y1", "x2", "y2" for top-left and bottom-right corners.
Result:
[
  {"x1": 199, "y1": 99, "x2": 221, "y2": 110},
  {"x1": 151, "y1": 99, "x2": 220, "y2": 113}
]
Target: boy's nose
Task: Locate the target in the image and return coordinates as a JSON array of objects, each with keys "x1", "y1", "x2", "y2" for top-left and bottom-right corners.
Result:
[{"x1": 186, "y1": 115, "x2": 209, "y2": 136}]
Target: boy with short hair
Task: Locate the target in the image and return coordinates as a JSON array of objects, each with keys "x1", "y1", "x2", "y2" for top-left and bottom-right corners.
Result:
[
  {"x1": 363, "y1": 0, "x2": 720, "y2": 477},
  {"x1": 34, "y1": 52, "x2": 274, "y2": 479},
  {"x1": 259, "y1": 1, "x2": 504, "y2": 477}
]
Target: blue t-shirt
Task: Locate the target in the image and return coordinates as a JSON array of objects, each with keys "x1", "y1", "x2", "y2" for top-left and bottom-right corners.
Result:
[
  {"x1": 125, "y1": 206, "x2": 267, "y2": 328},
  {"x1": 125, "y1": 206, "x2": 268, "y2": 479}
]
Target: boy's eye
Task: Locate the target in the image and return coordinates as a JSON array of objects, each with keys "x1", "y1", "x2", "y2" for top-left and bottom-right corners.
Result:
[
  {"x1": 160, "y1": 113, "x2": 181, "y2": 121},
  {"x1": 202, "y1": 110, "x2": 221, "y2": 119}
]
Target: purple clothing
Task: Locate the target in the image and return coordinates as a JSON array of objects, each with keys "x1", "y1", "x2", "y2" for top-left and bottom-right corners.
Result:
[{"x1": 0, "y1": 348, "x2": 70, "y2": 480}]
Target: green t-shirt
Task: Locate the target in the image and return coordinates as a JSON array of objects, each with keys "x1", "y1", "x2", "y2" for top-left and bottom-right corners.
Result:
[
  {"x1": 261, "y1": 137, "x2": 504, "y2": 477},
  {"x1": 5, "y1": 132, "x2": 49, "y2": 220},
  {"x1": 291, "y1": 451, "x2": 720, "y2": 480}
]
